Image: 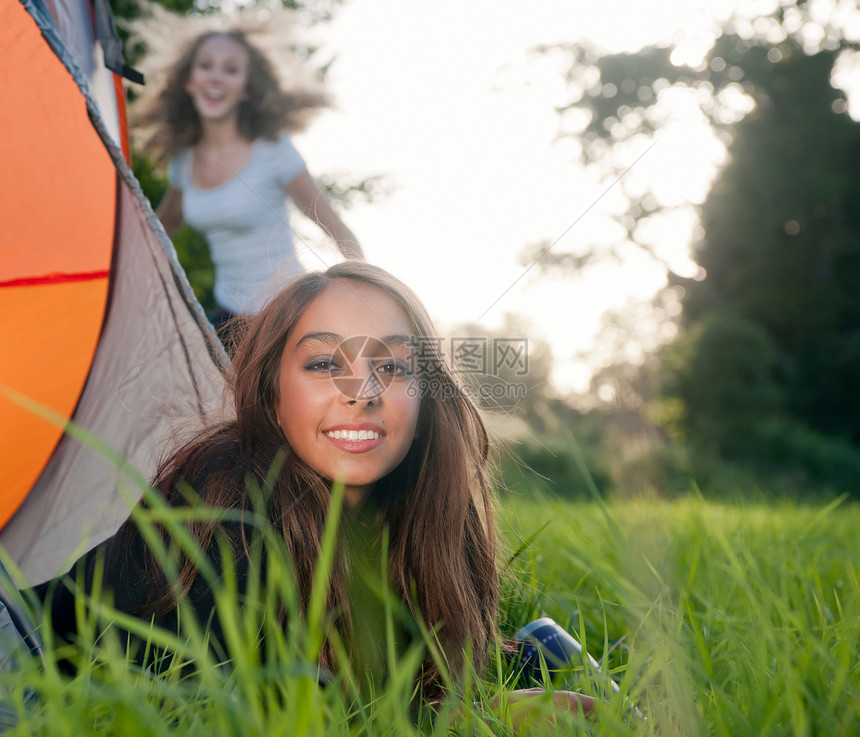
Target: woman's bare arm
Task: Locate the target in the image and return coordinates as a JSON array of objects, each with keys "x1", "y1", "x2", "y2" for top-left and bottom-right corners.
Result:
[
  {"x1": 285, "y1": 170, "x2": 364, "y2": 260},
  {"x1": 156, "y1": 186, "x2": 185, "y2": 238}
]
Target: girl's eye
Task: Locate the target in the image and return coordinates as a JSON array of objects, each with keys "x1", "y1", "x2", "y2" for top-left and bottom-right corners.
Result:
[
  {"x1": 305, "y1": 359, "x2": 341, "y2": 374},
  {"x1": 376, "y1": 361, "x2": 411, "y2": 377}
]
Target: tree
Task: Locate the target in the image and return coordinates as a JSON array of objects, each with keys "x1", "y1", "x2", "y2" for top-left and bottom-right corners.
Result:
[
  {"x1": 687, "y1": 42, "x2": 860, "y2": 442},
  {"x1": 537, "y1": 3, "x2": 860, "y2": 492},
  {"x1": 446, "y1": 314, "x2": 556, "y2": 428}
]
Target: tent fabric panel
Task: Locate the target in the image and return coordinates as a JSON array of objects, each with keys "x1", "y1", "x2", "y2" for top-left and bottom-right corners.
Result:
[
  {"x1": 0, "y1": 179, "x2": 226, "y2": 585},
  {"x1": 0, "y1": 278, "x2": 109, "y2": 529},
  {"x1": 0, "y1": 0, "x2": 115, "y2": 284}
]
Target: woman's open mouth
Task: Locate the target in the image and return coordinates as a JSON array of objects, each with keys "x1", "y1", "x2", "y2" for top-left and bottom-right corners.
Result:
[{"x1": 323, "y1": 425, "x2": 386, "y2": 452}]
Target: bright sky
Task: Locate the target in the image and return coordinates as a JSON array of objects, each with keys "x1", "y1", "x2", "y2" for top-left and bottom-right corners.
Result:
[{"x1": 290, "y1": 0, "x2": 750, "y2": 393}]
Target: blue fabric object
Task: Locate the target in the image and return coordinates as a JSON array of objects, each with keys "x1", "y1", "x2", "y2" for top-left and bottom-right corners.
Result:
[
  {"x1": 0, "y1": 559, "x2": 43, "y2": 730},
  {"x1": 511, "y1": 617, "x2": 646, "y2": 721},
  {"x1": 515, "y1": 617, "x2": 601, "y2": 676},
  {"x1": 513, "y1": 617, "x2": 611, "y2": 686}
]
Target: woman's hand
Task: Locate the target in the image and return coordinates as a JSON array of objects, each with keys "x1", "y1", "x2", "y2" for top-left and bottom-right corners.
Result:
[
  {"x1": 505, "y1": 687, "x2": 597, "y2": 729},
  {"x1": 454, "y1": 687, "x2": 596, "y2": 733}
]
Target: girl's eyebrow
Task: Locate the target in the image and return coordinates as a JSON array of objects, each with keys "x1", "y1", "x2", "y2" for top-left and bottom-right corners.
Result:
[
  {"x1": 293, "y1": 332, "x2": 415, "y2": 350},
  {"x1": 383, "y1": 335, "x2": 413, "y2": 348},
  {"x1": 294, "y1": 332, "x2": 343, "y2": 350}
]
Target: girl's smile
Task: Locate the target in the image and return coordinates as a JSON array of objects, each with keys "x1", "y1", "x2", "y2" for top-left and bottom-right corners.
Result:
[
  {"x1": 323, "y1": 422, "x2": 386, "y2": 450},
  {"x1": 275, "y1": 280, "x2": 421, "y2": 505}
]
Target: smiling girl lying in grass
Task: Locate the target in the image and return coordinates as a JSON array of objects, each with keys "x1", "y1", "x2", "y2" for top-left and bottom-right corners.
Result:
[{"x1": 37, "y1": 262, "x2": 596, "y2": 726}]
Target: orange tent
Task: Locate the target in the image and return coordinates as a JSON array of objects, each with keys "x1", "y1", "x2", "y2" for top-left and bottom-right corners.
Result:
[{"x1": 0, "y1": 0, "x2": 226, "y2": 584}]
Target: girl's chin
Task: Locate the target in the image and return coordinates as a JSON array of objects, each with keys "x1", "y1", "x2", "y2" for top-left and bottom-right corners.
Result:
[
  {"x1": 327, "y1": 474, "x2": 373, "y2": 490},
  {"x1": 336, "y1": 482, "x2": 373, "y2": 507},
  {"x1": 194, "y1": 103, "x2": 239, "y2": 123}
]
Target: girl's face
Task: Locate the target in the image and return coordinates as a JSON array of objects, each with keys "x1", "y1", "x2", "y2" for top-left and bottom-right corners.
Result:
[
  {"x1": 185, "y1": 35, "x2": 250, "y2": 124},
  {"x1": 275, "y1": 280, "x2": 422, "y2": 505}
]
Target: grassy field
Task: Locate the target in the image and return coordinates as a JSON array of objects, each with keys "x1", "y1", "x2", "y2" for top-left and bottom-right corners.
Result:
[
  {"x1": 1, "y1": 490, "x2": 857, "y2": 736},
  {"x1": 497, "y1": 490, "x2": 860, "y2": 735}
]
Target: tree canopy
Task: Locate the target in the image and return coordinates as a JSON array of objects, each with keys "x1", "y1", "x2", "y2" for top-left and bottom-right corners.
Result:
[{"x1": 543, "y1": 4, "x2": 860, "y2": 494}]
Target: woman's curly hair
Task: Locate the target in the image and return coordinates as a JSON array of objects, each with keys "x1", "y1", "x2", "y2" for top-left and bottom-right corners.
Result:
[{"x1": 133, "y1": 28, "x2": 328, "y2": 163}]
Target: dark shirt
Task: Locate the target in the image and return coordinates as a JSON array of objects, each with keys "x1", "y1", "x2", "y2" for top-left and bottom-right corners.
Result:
[{"x1": 34, "y1": 506, "x2": 263, "y2": 672}]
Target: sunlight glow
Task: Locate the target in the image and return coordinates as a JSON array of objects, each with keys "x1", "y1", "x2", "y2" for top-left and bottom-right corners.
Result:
[{"x1": 292, "y1": 0, "x2": 860, "y2": 395}]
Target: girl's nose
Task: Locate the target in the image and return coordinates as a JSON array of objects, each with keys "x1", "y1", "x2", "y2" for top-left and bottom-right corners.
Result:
[{"x1": 340, "y1": 361, "x2": 385, "y2": 405}]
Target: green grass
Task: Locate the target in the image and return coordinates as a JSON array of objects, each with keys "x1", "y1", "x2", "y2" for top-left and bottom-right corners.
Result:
[
  {"x1": 0, "y1": 490, "x2": 857, "y2": 736},
  {"x1": 498, "y1": 490, "x2": 860, "y2": 735}
]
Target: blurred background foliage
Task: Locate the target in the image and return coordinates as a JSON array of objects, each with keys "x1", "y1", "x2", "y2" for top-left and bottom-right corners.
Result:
[
  {"x1": 511, "y1": 2, "x2": 860, "y2": 502},
  {"x1": 121, "y1": 0, "x2": 860, "y2": 500}
]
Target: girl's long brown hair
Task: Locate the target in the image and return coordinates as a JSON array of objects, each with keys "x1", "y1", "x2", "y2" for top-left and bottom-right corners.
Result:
[
  {"x1": 133, "y1": 29, "x2": 327, "y2": 163},
  {"x1": 144, "y1": 262, "x2": 498, "y2": 698}
]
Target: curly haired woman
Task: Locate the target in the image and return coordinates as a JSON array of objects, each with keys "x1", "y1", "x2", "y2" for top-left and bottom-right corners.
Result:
[{"x1": 135, "y1": 27, "x2": 363, "y2": 333}]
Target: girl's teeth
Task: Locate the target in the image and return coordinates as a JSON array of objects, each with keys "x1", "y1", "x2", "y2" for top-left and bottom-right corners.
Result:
[{"x1": 326, "y1": 430, "x2": 380, "y2": 441}]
